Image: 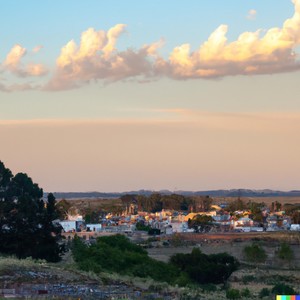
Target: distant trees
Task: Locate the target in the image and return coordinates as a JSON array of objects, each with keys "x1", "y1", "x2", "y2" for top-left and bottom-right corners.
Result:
[
  {"x1": 55, "y1": 199, "x2": 72, "y2": 220},
  {"x1": 188, "y1": 214, "x2": 214, "y2": 232},
  {"x1": 227, "y1": 198, "x2": 246, "y2": 212},
  {"x1": 271, "y1": 201, "x2": 282, "y2": 212},
  {"x1": 291, "y1": 211, "x2": 300, "y2": 224},
  {"x1": 247, "y1": 201, "x2": 265, "y2": 223},
  {"x1": 0, "y1": 160, "x2": 65, "y2": 262},
  {"x1": 127, "y1": 193, "x2": 212, "y2": 213}
]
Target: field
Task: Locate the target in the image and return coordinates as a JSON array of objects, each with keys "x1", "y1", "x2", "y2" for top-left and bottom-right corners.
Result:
[
  {"x1": 61, "y1": 195, "x2": 300, "y2": 213},
  {"x1": 146, "y1": 231, "x2": 300, "y2": 299},
  {"x1": 214, "y1": 196, "x2": 300, "y2": 206}
]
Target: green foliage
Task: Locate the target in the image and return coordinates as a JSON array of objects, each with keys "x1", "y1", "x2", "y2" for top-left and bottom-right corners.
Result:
[
  {"x1": 84, "y1": 207, "x2": 103, "y2": 224},
  {"x1": 227, "y1": 198, "x2": 246, "y2": 212},
  {"x1": 243, "y1": 243, "x2": 267, "y2": 264},
  {"x1": 226, "y1": 288, "x2": 241, "y2": 299},
  {"x1": 72, "y1": 234, "x2": 239, "y2": 287},
  {"x1": 0, "y1": 161, "x2": 64, "y2": 262},
  {"x1": 72, "y1": 234, "x2": 178, "y2": 283},
  {"x1": 170, "y1": 248, "x2": 239, "y2": 284},
  {"x1": 135, "y1": 193, "x2": 211, "y2": 213},
  {"x1": 135, "y1": 221, "x2": 150, "y2": 232},
  {"x1": 241, "y1": 288, "x2": 251, "y2": 298},
  {"x1": 271, "y1": 283, "x2": 297, "y2": 295},
  {"x1": 241, "y1": 275, "x2": 255, "y2": 284},
  {"x1": 188, "y1": 214, "x2": 214, "y2": 232},
  {"x1": 247, "y1": 201, "x2": 265, "y2": 222},
  {"x1": 148, "y1": 228, "x2": 161, "y2": 235},
  {"x1": 199, "y1": 283, "x2": 217, "y2": 293},
  {"x1": 277, "y1": 242, "x2": 294, "y2": 261},
  {"x1": 259, "y1": 288, "x2": 270, "y2": 298},
  {"x1": 55, "y1": 199, "x2": 72, "y2": 220}
]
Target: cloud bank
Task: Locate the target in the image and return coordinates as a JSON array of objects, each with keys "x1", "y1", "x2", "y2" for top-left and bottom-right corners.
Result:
[{"x1": 1, "y1": 0, "x2": 300, "y2": 91}]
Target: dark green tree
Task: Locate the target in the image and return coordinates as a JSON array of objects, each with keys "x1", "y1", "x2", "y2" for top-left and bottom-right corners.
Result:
[
  {"x1": 0, "y1": 161, "x2": 64, "y2": 262},
  {"x1": 243, "y1": 243, "x2": 267, "y2": 264},
  {"x1": 226, "y1": 288, "x2": 241, "y2": 299},
  {"x1": 170, "y1": 248, "x2": 239, "y2": 284},
  {"x1": 188, "y1": 214, "x2": 214, "y2": 232},
  {"x1": 277, "y1": 242, "x2": 293, "y2": 262},
  {"x1": 55, "y1": 199, "x2": 72, "y2": 219},
  {"x1": 271, "y1": 283, "x2": 296, "y2": 295},
  {"x1": 227, "y1": 198, "x2": 246, "y2": 212},
  {"x1": 291, "y1": 210, "x2": 300, "y2": 224}
]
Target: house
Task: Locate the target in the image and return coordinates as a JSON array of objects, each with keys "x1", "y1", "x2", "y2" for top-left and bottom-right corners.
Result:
[
  {"x1": 290, "y1": 224, "x2": 300, "y2": 231},
  {"x1": 234, "y1": 217, "x2": 254, "y2": 228},
  {"x1": 59, "y1": 220, "x2": 85, "y2": 232}
]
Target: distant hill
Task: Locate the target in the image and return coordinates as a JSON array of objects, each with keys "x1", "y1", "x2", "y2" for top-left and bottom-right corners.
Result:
[{"x1": 49, "y1": 189, "x2": 300, "y2": 199}]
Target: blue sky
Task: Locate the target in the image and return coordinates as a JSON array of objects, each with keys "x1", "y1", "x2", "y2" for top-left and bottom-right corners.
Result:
[{"x1": 1, "y1": 0, "x2": 300, "y2": 192}]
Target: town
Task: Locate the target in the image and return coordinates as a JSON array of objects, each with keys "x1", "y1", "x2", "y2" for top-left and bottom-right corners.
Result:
[{"x1": 57, "y1": 194, "x2": 300, "y2": 241}]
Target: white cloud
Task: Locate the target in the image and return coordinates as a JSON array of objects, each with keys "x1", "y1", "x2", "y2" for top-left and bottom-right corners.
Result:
[
  {"x1": 46, "y1": 25, "x2": 161, "y2": 90},
  {"x1": 247, "y1": 9, "x2": 257, "y2": 20},
  {"x1": 32, "y1": 45, "x2": 43, "y2": 53},
  {"x1": 164, "y1": 0, "x2": 300, "y2": 79},
  {"x1": 3, "y1": 44, "x2": 48, "y2": 77}
]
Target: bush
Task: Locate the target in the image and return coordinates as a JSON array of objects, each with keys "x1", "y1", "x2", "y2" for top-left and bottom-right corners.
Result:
[
  {"x1": 200, "y1": 283, "x2": 217, "y2": 293},
  {"x1": 72, "y1": 234, "x2": 178, "y2": 284},
  {"x1": 242, "y1": 275, "x2": 255, "y2": 284},
  {"x1": 243, "y1": 243, "x2": 267, "y2": 263},
  {"x1": 241, "y1": 288, "x2": 251, "y2": 298},
  {"x1": 226, "y1": 288, "x2": 241, "y2": 299},
  {"x1": 135, "y1": 221, "x2": 151, "y2": 232},
  {"x1": 271, "y1": 283, "x2": 296, "y2": 295},
  {"x1": 277, "y1": 242, "x2": 294, "y2": 261},
  {"x1": 170, "y1": 248, "x2": 239, "y2": 284},
  {"x1": 259, "y1": 288, "x2": 270, "y2": 298}
]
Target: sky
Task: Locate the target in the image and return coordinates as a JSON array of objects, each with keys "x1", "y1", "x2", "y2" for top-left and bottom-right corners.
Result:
[{"x1": 1, "y1": 0, "x2": 300, "y2": 192}]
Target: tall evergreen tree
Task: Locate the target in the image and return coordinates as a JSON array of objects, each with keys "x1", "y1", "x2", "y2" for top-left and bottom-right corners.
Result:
[{"x1": 0, "y1": 161, "x2": 64, "y2": 262}]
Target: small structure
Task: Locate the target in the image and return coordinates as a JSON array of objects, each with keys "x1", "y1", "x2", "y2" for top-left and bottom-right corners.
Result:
[
  {"x1": 59, "y1": 220, "x2": 85, "y2": 232},
  {"x1": 234, "y1": 217, "x2": 253, "y2": 228},
  {"x1": 290, "y1": 224, "x2": 300, "y2": 231},
  {"x1": 86, "y1": 224, "x2": 102, "y2": 232}
]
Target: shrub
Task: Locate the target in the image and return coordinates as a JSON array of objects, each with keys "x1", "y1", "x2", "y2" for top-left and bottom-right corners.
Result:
[
  {"x1": 200, "y1": 283, "x2": 217, "y2": 293},
  {"x1": 242, "y1": 275, "x2": 255, "y2": 284},
  {"x1": 259, "y1": 288, "x2": 270, "y2": 298},
  {"x1": 170, "y1": 248, "x2": 239, "y2": 284},
  {"x1": 226, "y1": 288, "x2": 241, "y2": 299},
  {"x1": 243, "y1": 243, "x2": 267, "y2": 263},
  {"x1": 271, "y1": 283, "x2": 296, "y2": 295},
  {"x1": 277, "y1": 242, "x2": 294, "y2": 261},
  {"x1": 241, "y1": 288, "x2": 251, "y2": 298},
  {"x1": 72, "y1": 234, "x2": 178, "y2": 284}
]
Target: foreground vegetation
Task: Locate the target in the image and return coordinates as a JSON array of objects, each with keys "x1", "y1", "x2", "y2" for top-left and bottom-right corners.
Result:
[{"x1": 72, "y1": 234, "x2": 239, "y2": 287}]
